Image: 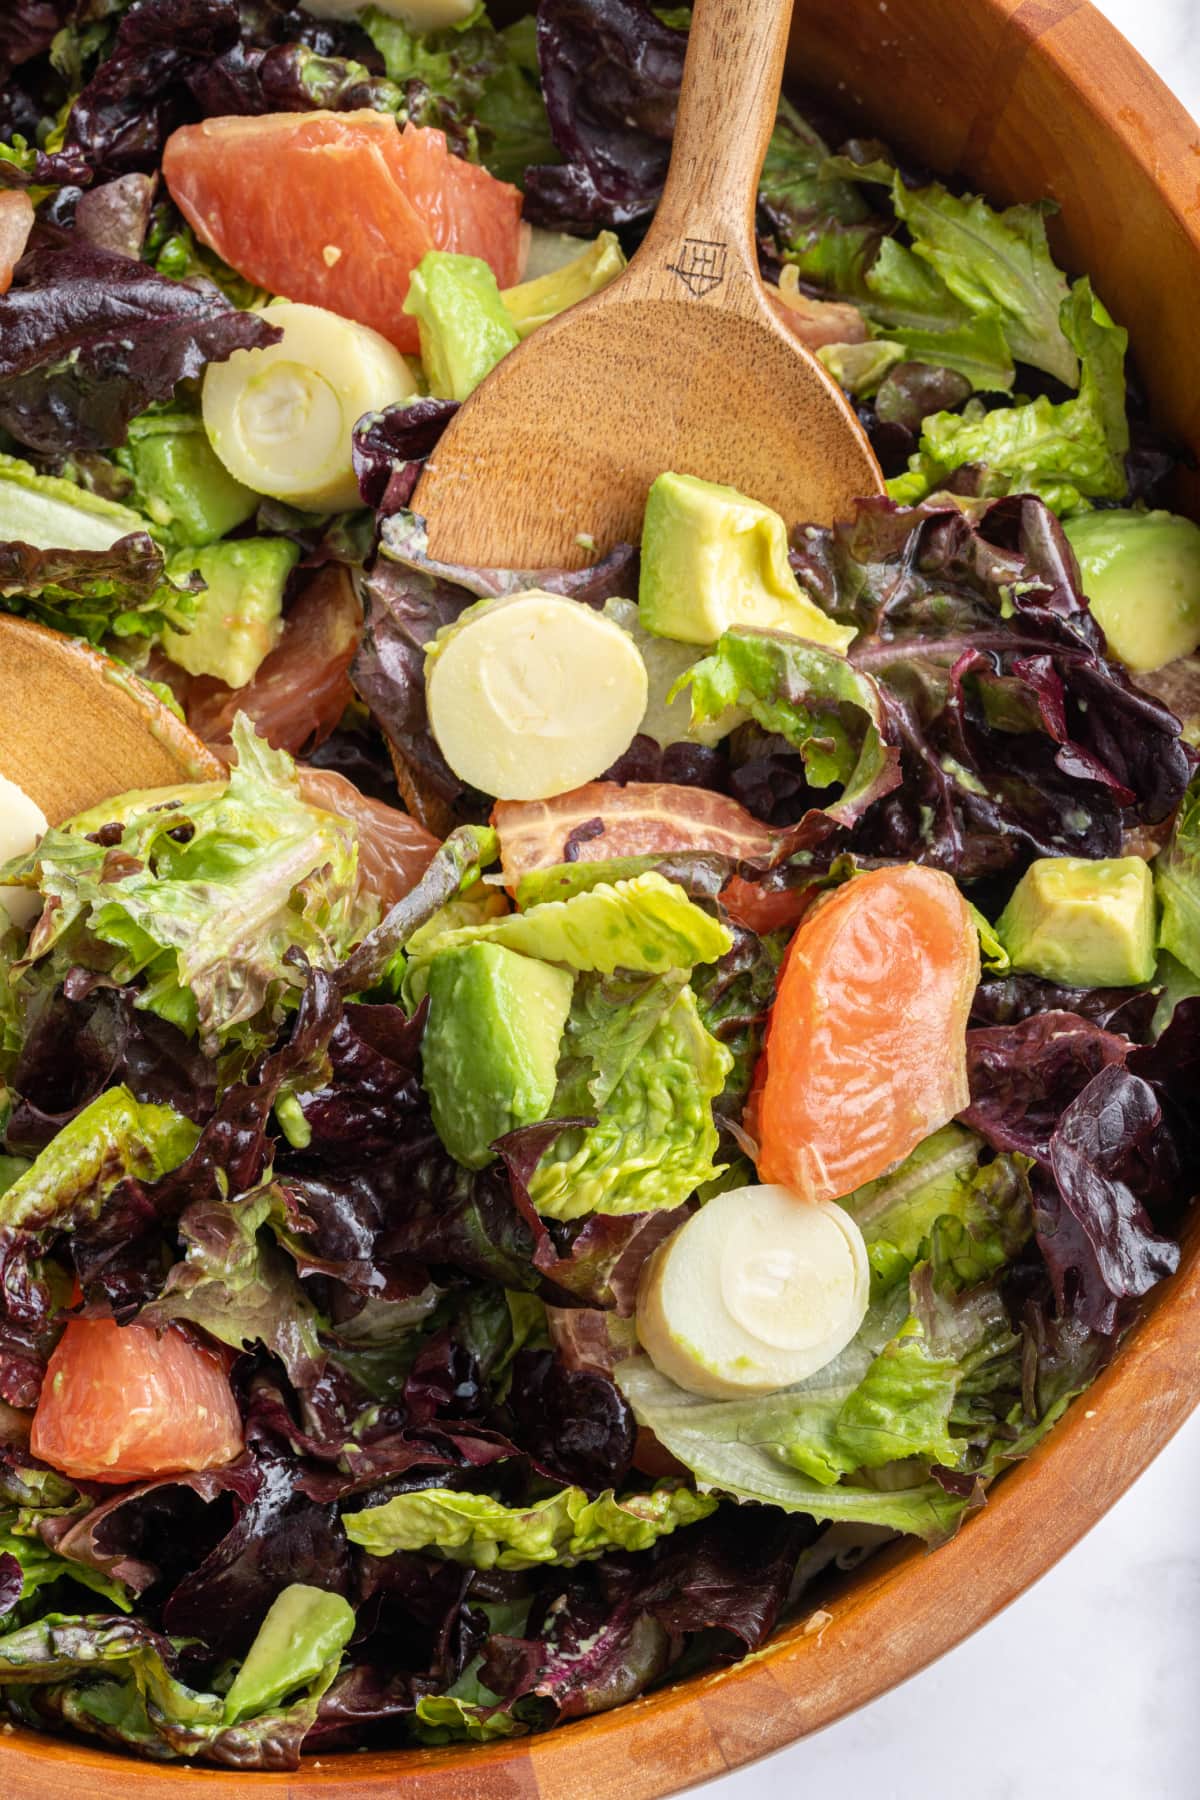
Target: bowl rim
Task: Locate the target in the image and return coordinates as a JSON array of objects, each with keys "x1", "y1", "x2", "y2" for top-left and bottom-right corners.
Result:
[{"x1": 4, "y1": 1, "x2": 1200, "y2": 1794}]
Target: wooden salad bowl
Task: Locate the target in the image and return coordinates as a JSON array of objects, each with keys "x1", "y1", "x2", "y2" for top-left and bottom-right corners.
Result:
[{"x1": 6, "y1": 1, "x2": 1200, "y2": 1794}]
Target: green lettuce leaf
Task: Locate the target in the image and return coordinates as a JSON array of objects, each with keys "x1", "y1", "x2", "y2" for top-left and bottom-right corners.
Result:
[
  {"x1": 0, "y1": 1087, "x2": 198, "y2": 1235},
  {"x1": 970, "y1": 901, "x2": 1011, "y2": 975},
  {"x1": 0, "y1": 1612, "x2": 340, "y2": 1765},
  {"x1": 817, "y1": 339, "x2": 907, "y2": 398},
  {"x1": 343, "y1": 1480, "x2": 716, "y2": 1570},
  {"x1": 528, "y1": 978, "x2": 731, "y2": 1219},
  {"x1": 675, "y1": 627, "x2": 899, "y2": 826},
  {"x1": 4, "y1": 717, "x2": 368, "y2": 1058},
  {"x1": 405, "y1": 871, "x2": 732, "y2": 989},
  {"x1": 0, "y1": 912, "x2": 24, "y2": 1080},
  {"x1": 0, "y1": 452, "x2": 197, "y2": 645},
  {"x1": 618, "y1": 1268, "x2": 1021, "y2": 1540},
  {"x1": 759, "y1": 98, "x2": 873, "y2": 248},
  {"x1": 1155, "y1": 775, "x2": 1200, "y2": 978},
  {"x1": 889, "y1": 279, "x2": 1129, "y2": 514},
  {"x1": 817, "y1": 156, "x2": 1076, "y2": 387},
  {"x1": 361, "y1": 3, "x2": 556, "y2": 184},
  {"x1": 888, "y1": 176, "x2": 1075, "y2": 385},
  {"x1": 413, "y1": 1687, "x2": 523, "y2": 1745},
  {"x1": 841, "y1": 1123, "x2": 1033, "y2": 1293},
  {"x1": 690, "y1": 926, "x2": 787, "y2": 1115},
  {"x1": 859, "y1": 239, "x2": 1015, "y2": 392},
  {"x1": 0, "y1": 1522, "x2": 132, "y2": 1624},
  {"x1": 137, "y1": 1187, "x2": 324, "y2": 1386}
]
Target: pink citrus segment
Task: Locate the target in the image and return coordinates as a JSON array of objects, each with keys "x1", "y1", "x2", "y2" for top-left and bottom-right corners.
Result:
[
  {"x1": 757, "y1": 864, "x2": 979, "y2": 1201},
  {"x1": 32, "y1": 1318, "x2": 244, "y2": 1484},
  {"x1": 162, "y1": 113, "x2": 524, "y2": 354}
]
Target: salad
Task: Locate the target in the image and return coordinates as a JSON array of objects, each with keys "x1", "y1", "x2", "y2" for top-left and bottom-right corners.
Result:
[{"x1": 0, "y1": 0, "x2": 1199, "y2": 1772}]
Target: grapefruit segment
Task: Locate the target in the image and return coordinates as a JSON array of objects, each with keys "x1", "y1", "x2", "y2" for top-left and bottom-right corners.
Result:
[
  {"x1": 0, "y1": 190, "x2": 34, "y2": 295},
  {"x1": 756, "y1": 864, "x2": 979, "y2": 1201},
  {"x1": 31, "y1": 1318, "x2": 244, "y2": 1484},
  {"x1": 161, "y1": 113, "x2": 524, "y2": 354},
  {"x1": 298, "y1": 767, "x2": 439, "y2": 909}
]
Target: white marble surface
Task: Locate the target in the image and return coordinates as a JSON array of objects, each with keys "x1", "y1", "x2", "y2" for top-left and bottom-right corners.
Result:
[{"x1": 702, "y1": 5, "x2": 1200, "y2": 1795}]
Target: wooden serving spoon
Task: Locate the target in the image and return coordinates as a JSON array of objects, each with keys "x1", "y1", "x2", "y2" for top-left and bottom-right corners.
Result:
[
  {"x1": 414, "y1": 0, "x2": 882, "y2": 569},
  {"x1": 0, "y1": 615, "x2": 223, "y2": 824}
]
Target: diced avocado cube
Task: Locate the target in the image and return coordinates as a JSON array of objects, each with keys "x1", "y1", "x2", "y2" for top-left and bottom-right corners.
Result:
[
  {"x1": 127, "y1": 422, "x2": 259, "y2": 547},
  {"x1": 0, "y1": 451, "x2": 148, "y2": 554},
  {"x1": 403, "y1": 250, "x2": 520, "y2": 402},
  {"x1": 422, "y1": 941, "x2": 574, "y2": 1168},
  {"x1": 223, "y1": 1584, "x2": 354, "y2": 1724},
  {"x1": 162, "y1": 537, "x2": 299, "y2": 689},
  {"x1": 500, "y1": 231, "x2": 626, "y2": 339},
  {"x1": 638, "y1": 471, "x2": 856, "y2": 650},
  {"x1": 995, "y1": 855, "x2": 1157, "y2": 988},
  {"x1": 1065, "y1": 508, "x2": 1200, "y2": 674}
]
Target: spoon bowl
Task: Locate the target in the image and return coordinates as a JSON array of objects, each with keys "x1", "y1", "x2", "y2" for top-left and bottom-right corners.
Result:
[
  {"x1": 415, "y1": 0, "x2": 882, "y2": 569},
  {"x1": 0, "y1": 616, "x2": 223, "y2": 824}
]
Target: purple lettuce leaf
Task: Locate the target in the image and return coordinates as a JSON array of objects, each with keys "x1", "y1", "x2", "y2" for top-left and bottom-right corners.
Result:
[
  {"x1": 970, "y1": 973, "x2": 1158, "y2": 1041},
  {"x1": 1129, "y1": 995, "x2": 1200, "y2": 1195},
  {"x1": 0, "y1": 530, "x2": 169, "y2": 613},
  {"x1": 0, "y1": 3, "x2": 71, "y2": 80},
  {"x1": 1041, "y1": 1065, "x2": 1181, "y2": 1335},
  {"x1": 74, "y1": 172, "x2": 156, "y2": 260},
  {"x1": 162, "y1": 1446, "x2": 352, "y2": 1662},
  {"x1": 64, "y1": 0, "x2": 242, "y2": 178},
  {"x1": 601, "y1": 734, "x2": 725, "y2": 792},
  {"x1": 479, "y1": 1509, "x2": 810, "y2": 1727},
  {"x1": 308, "y1": 1552, "x2": 480, "y2": 1748},
  {"x1": 791, "y1": 494, "x2": 1193, "y2": 878},
  {"x1": 39, "y1": 1462, "x2": 258, "y2": 1600},
  {"x1": 524, "y1": 0, "x2": 685, "y2": 232},
  {"x1": 352, "y1": 400, "x2": 459, "y2": 514},
  {"x1": 244, "y1": 1368, "x2": 511, "y2": 1506},
  {"x1": 66, "y1": 967, "x2": 337, "y2": 1315},
  {"x1": 6, "y1": 981, "x2": 217, "y2": 1158},
  {"x1": 502, "y1": 1348, "x2": 634, "y2": 1494},
  {"x1": 483, "y1": 1576, "x2": 670, "y2": 1727},
  {"x1": 0, "y1": 238, "x2": 281, "y2": 456},
  {"x1": 963, "y1": 1001, "x2": 1183, "y2": 1337},
  {"x1": 0, "y1": 1552, "x2": 23, "y2": 1618},
  {"x1": 963, "y1": 1011, "x2": 1131, "y2": 1164},
  {"x1": 61, "y1": 0, "x2": 384, "y2": 181},
  {"x1": 0, "y1": 1234, "x2": 65, "y2": 1408}
]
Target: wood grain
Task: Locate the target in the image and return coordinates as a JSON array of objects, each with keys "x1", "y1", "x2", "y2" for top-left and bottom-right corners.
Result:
[
  {"x1": 413, "y1": 0, "x2": 881, "y2": 568},
  {"x1": 4, "y1": 0, "x2": 1200, "y2": 1793},
  {"x1": 0, "y1": 617, "x2": 224, "y2": 823}
]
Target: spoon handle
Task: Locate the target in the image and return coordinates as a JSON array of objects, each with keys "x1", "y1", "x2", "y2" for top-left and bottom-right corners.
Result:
[{"x1": 628, "y1": 0, "x2": 796, "y2": 311}]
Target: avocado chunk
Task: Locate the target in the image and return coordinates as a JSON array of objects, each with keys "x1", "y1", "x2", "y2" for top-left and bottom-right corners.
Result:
[
  {"x1": 501, "y1": 231, "x2": 626, "y2": 339},
  {"x1": 995, "y1": 855, "x2": 1157, "y2": 987},
  {"x1": 162, "y1": 537, "x2": 299, "y2": 689},
  {"x1": 1065, "y1": 508, "x2": 1200, "y2": 673},
  {"x1": 126, "y1": 417, "x2": 259, "y2": 547},
  {"x1": 403, "y1": 250, "x2": 520, "y2": 402},
  {"x1": 638, "y1": 471, "x2": 857, "y2": 650},
  {"x1": 223, "y1": 1584, "x2": 354, "y2": 1724},
  {"x1": 422, "y1": 941, "x2": 574, "y2": 1168},
  {"x1": 0, "y1": 451, "x2": 148, "y2": 556}
]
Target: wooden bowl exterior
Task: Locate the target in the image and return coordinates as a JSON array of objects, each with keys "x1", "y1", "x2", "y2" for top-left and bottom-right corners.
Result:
[{"x1": 4, "y1": 1, "x2": 1199, "y2": 1792}]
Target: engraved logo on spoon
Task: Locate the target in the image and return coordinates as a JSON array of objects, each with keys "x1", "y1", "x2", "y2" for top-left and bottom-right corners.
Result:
[{"x1": 666, "y1": 238, "x2": 728, "y2": 297}]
